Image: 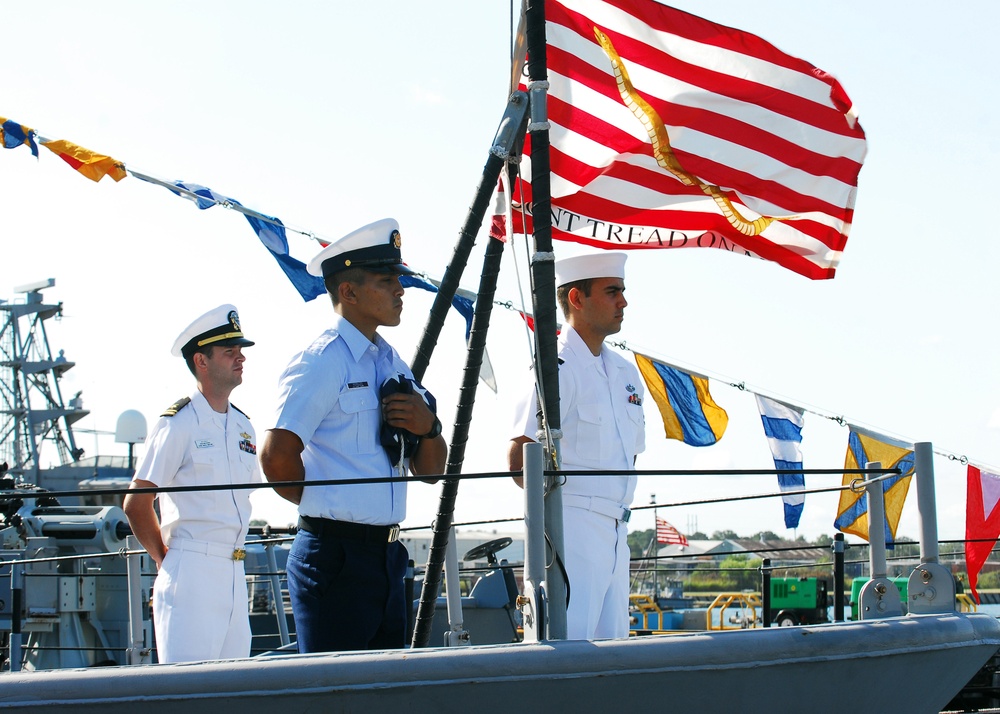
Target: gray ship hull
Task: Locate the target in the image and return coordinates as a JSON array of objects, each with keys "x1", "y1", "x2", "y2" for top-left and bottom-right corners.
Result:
[{"x1": 3, "y1": 612, "x2": 998, "y2": 713}]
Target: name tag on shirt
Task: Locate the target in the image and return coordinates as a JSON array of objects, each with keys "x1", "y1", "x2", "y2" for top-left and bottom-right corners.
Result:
[
  {"x1": 347, "y1": 381, "x2": 369, "y2": 389},
  {"x1": 195, "y1": 440, "x2": 214, "y2": 449}
]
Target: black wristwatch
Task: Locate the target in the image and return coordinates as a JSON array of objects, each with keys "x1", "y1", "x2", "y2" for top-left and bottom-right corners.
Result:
[{"x1": 420, "y1": 417, "x2": 443, "y2": 439}]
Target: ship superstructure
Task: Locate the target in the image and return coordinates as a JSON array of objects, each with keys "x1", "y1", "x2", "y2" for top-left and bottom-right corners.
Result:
[{"x1": 0, "y1": 280, "x2": 149, "y2": 669}]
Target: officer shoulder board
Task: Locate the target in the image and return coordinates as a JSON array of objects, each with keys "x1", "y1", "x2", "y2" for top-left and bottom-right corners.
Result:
[
  {"x1": 161, "y1": 397, "x2": 191, "y2": 417},
  {"x1": 231, "y1": 404, "x2": 250, "y2": 419}
]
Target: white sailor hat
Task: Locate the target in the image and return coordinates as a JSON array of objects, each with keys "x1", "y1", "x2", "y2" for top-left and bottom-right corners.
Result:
[
  {"x1": 307, "y1": 217, "x2": 416, "y2": 279},
  {"x1": 554, "y1": 251, "x2": 627, "y2": 287},
  {"x1": 171, "y1": 304, "x2": 255, "y2": 359}
]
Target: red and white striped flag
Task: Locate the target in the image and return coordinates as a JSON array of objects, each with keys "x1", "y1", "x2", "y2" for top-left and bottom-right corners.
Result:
[
  {"x1": 489, "y1": 180, "x2": 508, "y2": 242},
  {"x1": 516, "y1": 309, "x2": 562, "y2": 334},
  {"x1": 656, "y1": 517, "x2": 688, "y2": 545},
  {"x1": 513, "y1": 0, "x2": 867, "y2": 280}
]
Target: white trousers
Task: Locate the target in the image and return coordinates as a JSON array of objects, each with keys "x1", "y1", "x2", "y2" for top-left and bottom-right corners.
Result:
[
  {"x1": 153, "y1": 543, "x2": 251, "y2": 663},
  {"x1": 562, "y1": 507, "x2": 630, "y2": 640}
]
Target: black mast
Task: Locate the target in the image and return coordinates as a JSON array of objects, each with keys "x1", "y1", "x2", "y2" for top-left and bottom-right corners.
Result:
[
  {"x1": 410, "y1": 0, "x2": 564, "y2": 645},
  {"x1": 523, "y1": 0, "x2": 568, "y2": 639},
  {"x1": 409, "y1": 95, "x2": 529, "y2": 648}
]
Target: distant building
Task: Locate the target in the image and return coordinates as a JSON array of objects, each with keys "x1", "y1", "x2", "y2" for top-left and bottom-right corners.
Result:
[{"x1": 641, "y1": 538, "x2": 832, "y2": 580}]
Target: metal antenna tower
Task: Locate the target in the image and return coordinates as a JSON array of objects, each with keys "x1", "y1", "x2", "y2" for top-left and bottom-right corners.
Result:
[{"x1": 0, "y1": 279, "x2": 88, "y2": 484}]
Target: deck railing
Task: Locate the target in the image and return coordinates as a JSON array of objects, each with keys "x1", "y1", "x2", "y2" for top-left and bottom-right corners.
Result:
[{"x1": 0, "y1": 442, "x2": 989, "y2": 672}]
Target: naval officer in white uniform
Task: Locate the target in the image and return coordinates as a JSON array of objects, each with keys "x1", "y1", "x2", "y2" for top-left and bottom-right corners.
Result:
[
  {"x1": 508, "y1": 252, "x2": 646, "y2": 640},
  {"x1": 124, "y1": 305, "x2": 261, "y2": 663}
]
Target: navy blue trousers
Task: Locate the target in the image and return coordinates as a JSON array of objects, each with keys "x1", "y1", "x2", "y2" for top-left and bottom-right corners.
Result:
[{"x1": 286, "y1": 529, "x2": 408, "y2": 653}]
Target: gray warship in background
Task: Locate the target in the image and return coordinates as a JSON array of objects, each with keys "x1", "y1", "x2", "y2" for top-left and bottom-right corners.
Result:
[{"x1": 0, "y1": 279, "x2": 144, "y2": 670}]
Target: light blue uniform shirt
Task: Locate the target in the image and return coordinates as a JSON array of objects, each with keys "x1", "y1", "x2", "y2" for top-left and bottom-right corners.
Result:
[{"x1": 273, "y1": 315, "x2": 411, "y2": 525}]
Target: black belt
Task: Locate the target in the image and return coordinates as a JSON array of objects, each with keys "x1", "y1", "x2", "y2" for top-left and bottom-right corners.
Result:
[{"x1": 297, "y1": 515, "x2": 400, "y2": 543}]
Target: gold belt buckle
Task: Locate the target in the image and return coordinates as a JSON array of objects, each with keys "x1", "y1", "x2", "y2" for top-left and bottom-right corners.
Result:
[
  {"x1": 232, "y1": 548, "x2": 247, "y2": 561},
  {"x1": 387, "y1": 525, "x2": 400, "y2": 543}
]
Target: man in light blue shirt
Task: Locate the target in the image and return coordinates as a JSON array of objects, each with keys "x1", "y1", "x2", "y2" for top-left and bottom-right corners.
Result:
[{"x1": 261, "y1": 218, "x2": 445, "y2": 653}]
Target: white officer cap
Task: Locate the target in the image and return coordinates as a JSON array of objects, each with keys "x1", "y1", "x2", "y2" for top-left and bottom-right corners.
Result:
[
  {"x1": 554, "y1": 251, "x2": 627, "y2": 287},
  {"x1": 307, "y1": 218, "x2": 416, "y2": 279},
  {"x1": 171, "y1": 304, "x2": 255, "y2": 359}
]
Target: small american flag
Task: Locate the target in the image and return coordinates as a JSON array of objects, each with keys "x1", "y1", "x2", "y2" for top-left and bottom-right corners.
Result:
[{"x1": 656, "y1": 518, "x2": 688, "y2": 546}]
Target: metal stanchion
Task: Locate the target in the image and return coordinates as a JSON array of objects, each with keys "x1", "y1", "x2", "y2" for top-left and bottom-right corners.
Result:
[
  {"x1": 125, "y1": 536, "x2": 150, "y2": 665},
  {"x1": 761, "y1": 558, "x2": 771, "y2": 628},
  {"x1": 833, "y1": 533, "x2": 845, "y2": 622},
  {"x1": 857, "y1": 463, "x2": 903, "y2": 620},
  {"x1": 521, "y1": 441, "x2": 547, "y2": 642},
  {"x1": 9, "y1": 562, "x2": 22, "y2": 672},
  {"x1": 264, "y1": 542, "x2": 290, "y2": 647}
]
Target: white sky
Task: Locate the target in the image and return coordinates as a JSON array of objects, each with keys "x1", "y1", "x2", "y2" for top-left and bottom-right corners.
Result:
[{"x1": 3, "y1": 1, "x2": 998, "y2": 547}]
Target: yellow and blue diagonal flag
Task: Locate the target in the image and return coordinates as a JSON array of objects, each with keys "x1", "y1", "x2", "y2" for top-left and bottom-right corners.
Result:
[
  {"x1": 634, "y1": 353, "x2": 728, "y2": 446},
  {"x1": 834, "y1": 426, "x2": 914, "y2": 545}
]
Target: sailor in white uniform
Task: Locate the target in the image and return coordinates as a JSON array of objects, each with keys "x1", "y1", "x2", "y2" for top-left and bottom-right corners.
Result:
[
  {"x1": 508, "y1": 252, "x2": 646, "y2": 640},
  {"x1": 124, "y1": 305, "x2": 261, "y2": 663}
]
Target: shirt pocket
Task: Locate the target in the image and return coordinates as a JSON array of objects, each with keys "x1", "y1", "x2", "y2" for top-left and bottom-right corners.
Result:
[
  {"x1": 237, "y1": 451, "x2": 259, "y2": 483},
  {"x1": 339, "y1": 387, "x2": 380, "y2": 454},
  {"x1": 190, "y1": 448, "x2": 230, "y2": 512},
  {"x1": 573, "y1": 409, "x2": 605, "y2": 465},
  {"x1": 190, "y1": 449, "x2": 222, "y2": 483},
  {"x1": 624, "y1": 403, "x2": 645, "y2": 455}
]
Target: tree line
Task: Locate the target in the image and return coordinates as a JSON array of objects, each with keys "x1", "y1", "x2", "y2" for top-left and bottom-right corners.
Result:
[
  {"x1": 626, "y1": 528, "x2": 995, "y2": 591},
  {"x1": 626, "y1": 528, "x2": 837, "y2": 557}
]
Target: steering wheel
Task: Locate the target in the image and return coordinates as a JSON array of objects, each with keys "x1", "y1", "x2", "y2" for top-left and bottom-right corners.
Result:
[{"x1": 463, "y1": 537, "x2": 513, "y2": 564}]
